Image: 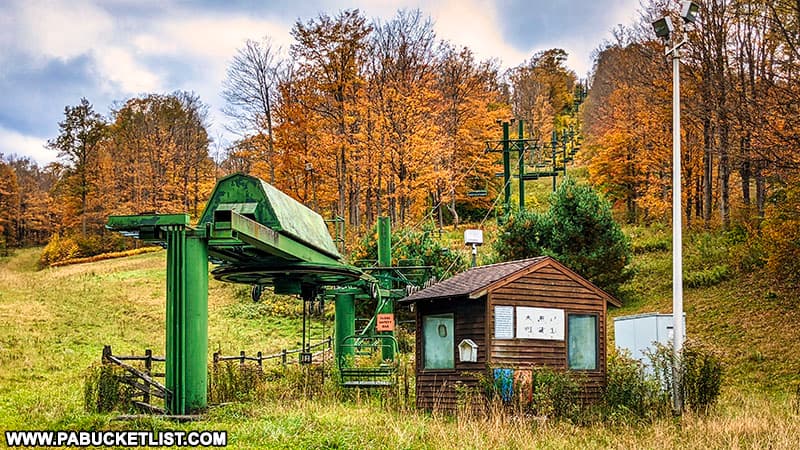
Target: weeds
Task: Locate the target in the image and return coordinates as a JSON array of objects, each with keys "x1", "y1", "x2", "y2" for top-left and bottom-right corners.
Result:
[
  {"x1": 83, "y1": 364, "x2": 135, "y2": 413},
  {"x1": 648, "y1": 340, "x2": 723, "y2": 414},
  {"x1": 603, "y1": 350, "x2": 670, "y2": 423}
]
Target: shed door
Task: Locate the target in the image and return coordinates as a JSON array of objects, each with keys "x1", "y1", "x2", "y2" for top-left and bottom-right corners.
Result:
[{"x1": 423, "y1": 314, "x2": 454, "y2": 369}]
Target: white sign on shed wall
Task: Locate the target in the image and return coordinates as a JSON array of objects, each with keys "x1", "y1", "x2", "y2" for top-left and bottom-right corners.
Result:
[
  {"x1": 516, "y1": 307, "x2": 565, "y2": 340},
  {"x1": 494, "y1": 305, "x2": 514, "y2": 339}
]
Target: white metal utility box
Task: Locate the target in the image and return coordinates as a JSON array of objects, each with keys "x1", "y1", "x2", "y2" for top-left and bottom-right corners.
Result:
[{"x1": 613, "y1": 312, "x2": 686, "y2": 372}]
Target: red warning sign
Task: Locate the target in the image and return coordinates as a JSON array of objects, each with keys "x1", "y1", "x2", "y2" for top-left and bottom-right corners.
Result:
[{"x1": 376, "y1": 313, "x2": 395, "y2": 332}]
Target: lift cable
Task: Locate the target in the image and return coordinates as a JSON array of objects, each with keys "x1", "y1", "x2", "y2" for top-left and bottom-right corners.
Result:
[
  {"x1": 389, "y1": 149, "x2": 487, "y2": 252},
  {"x1": 440, "y1": 148, "x2": 528, "y2": 280}
]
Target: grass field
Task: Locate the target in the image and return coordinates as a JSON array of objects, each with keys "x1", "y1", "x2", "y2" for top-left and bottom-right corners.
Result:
[{"x1": 1, "y1": 229, "x2": 799, "y2": 448}]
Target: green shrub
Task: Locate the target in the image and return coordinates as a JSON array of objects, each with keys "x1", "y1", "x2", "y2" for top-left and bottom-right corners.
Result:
[
  {"x1": 603, "y1": 350, "x2": 669, "y2": 422},
  {"x1": 647, "y1": 340, "x2": 723, "y2": 414},
  {"x1": 682, "y1": 342, "x2": 724, "y2": 413},
  {"x1": 632, "y1": 235, "x2": 670, "y2": 254},
  {"x1": 482, "y1": 367, "x2": 582, "y2": 420},
  {"x1": 494, "y1": 177, "x2": 633, "y2": 297},
  {"x1": 528, "y1": 368, "x2": 582, "y2": 420}
]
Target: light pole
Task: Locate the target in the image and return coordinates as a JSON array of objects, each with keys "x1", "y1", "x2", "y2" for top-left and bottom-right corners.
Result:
[{"x1": 652, "y1": 0, "x2": 699, "y2": 416}]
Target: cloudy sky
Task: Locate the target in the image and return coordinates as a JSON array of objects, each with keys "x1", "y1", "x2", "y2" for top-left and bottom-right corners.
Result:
[{"x1": 0, "y1": 0, "x2": 644, "y2": 166}]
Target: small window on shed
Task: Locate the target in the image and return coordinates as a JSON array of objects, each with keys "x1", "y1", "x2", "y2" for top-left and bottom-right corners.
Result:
[
  {"x1": 423, "y1": 314, "x2": 454, "y2": 369},
  {"x1": 568, "y1": 314, "x2": 598, "y2": 370}
]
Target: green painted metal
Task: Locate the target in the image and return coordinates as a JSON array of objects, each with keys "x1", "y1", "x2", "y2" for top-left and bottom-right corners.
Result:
[
  {"x1": 106, "y1": 174, "x2": 427, "y2": 404},
  {"x1": 107, "y1": 214, "x2": 190, "y2": 230},
  {"x1": 199, "y1": 173, "x2": 340, "y2": 259},
  {"x1": 518, "y1": 120, "x2": 525, "y2": 210},
  {"x1": 164, "y1": 226, "x2": 208, "y2": 414},
  {"x1": 209, "y1": 211, "x2": 362, "y2": 287},
  {"x1": 502, "y1": 122, "x2": 511, "y2": 215},
  {"x1": 376, "y1": 217, "x2": 394, "y2": 361},
  {"x1": 107, "y1": 214, "x2": 209, "y2": 415},
  {"x1": 183, "y1": 235, "x2": 208, "y2": 411},
  {"x1": 377, "y1": 217, "x2": 391, "y2": 268},
  {"x1": 334, "y1": 290, "x2": 356, "y2": 362},
  {"x1": 107, "y1": 214, "x2": 191, "y2": 241},
  {"x1": 164, "y1": 226, "x2": 185, "y2": 414}
]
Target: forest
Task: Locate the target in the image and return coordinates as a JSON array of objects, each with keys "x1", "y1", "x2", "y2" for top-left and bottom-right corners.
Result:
[{"x1": 0, "y1": 1, "x2": 798, "y2": 286}]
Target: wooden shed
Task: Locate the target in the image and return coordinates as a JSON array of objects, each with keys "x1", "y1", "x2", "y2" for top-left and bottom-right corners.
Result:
[{"x1": 399, "y1": 256, "x2": 621, "y2": 411}]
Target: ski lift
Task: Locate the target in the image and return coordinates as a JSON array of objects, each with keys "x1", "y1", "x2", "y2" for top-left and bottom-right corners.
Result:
[{"x1": 467, "y1": 176, "x2": 489, "y2": 197}]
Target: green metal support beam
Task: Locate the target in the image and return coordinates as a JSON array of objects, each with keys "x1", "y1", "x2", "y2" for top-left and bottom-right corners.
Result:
[
  {"x1": 377, "y1": 216, "x2": 394, "y2": 361},
  {"x1": 518, "y1": 120, "x2": 525, "y2": 210},
  {"x1": 502, "y1": 121, "x2": 511, "y2": 216},
  {"x1": 334, "y1": 290, "x2": 356, "y2": 363},
  {"x1": 164, "y1": 226, "x2": 208, "y2": 415}
]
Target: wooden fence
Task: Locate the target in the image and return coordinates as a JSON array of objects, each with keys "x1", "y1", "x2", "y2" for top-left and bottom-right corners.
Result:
[
  {"x1": 101, "y1": 345, "x2": 169, "y2": 414},
  {"x1": 211, "y1": 337, "x2": 333, "y2": 367},
  {"x1": 101, "y1": 337, "x2": 333, "y2": 413}
]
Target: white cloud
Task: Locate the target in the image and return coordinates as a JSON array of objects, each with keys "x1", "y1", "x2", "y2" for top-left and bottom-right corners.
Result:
[
  {"x1": 154, "y1": 16, "x2": 294, "y2": 62},
  {"x1": 0, "y1": 126, "x2": 55, "y2": 165},
  {"x1": 429, "y1": 0, "x2": 527, "y2": 68},
  {"x1": 94, "y1": 47, "x2": 162, "y2": 94},
  {"x1": 6, "y1": 0, "x2": 163, "y2": 96},
  {"x1": 14, "y1": 0, "x2": 113, "y2": 62}
]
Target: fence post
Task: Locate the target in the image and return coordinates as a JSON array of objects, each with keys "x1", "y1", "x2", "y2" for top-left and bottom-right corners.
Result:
[
  {"x1": 240, "y1": 350, "x2": 246, "y2": 366},
  {"x1": 281, "y1": 349, "x2": 287, "y2": 366},
  {"x1": 213, "y1": 351, "x2": 219, "y2": 367},
  {"x1": 102, "y1": 345, "x2": 112, "y2": 363},
  {"x1": 257, "y1": 351, "x2": 263, "y2": 371},
  {"x1": 144, "y1": 349, "x2": 152, "y2": 405}
]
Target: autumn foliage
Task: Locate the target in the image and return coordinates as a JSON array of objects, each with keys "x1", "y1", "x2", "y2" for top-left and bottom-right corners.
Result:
[
  {"x1": 583, "y1": 1, "x2": 800, "y2": 286},
  {"x1": 0, "y1": 5, "x2": 797, "y2": 289}
]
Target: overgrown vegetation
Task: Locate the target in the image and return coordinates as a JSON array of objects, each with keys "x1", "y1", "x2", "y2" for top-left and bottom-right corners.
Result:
[
  {"x1": 1, "y1": 230, "x2": 799, "y2": 448},
  {"x1": 602, "y1": 351, "x2": 669, "y2": 423},
  {"x1": 84, "y1": 364, "x2": 135, "y2": 413},
  {"x1": 648, "y1": 340, "x2": 724, "y2": 414}
]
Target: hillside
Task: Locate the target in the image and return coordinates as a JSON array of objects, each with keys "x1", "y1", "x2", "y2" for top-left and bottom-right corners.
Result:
[{"x1": 0, "y1": 218, "x2": 798, "y2": 447}]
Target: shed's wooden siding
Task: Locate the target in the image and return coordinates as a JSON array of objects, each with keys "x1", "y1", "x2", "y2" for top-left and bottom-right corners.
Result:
[
  {"x1": 487, "y1": 263, "x2": 607, "y2": 403},
  {"x1": 415, "y1": 297, "x2": 485, "y2": 411}
]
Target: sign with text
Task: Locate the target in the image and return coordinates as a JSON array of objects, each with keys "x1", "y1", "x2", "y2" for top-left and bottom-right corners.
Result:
[
  {"x1": 376, "y1": 313, "x2": 395, "y2": 332},
  {"x1": 494, "y1": 305, "x2": 514, "y2": 339},
  {"x1": 516, "y1": 307, "x2": 564, "y2": 340}
]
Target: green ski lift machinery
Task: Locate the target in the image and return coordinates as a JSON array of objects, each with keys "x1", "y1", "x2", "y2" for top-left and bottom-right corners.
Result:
[{"x1": 107, "y1": 173, "x2": 425, "y2": 414}]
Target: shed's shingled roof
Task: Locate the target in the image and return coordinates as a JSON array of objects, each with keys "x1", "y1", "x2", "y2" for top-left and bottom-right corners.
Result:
[{"x1": 400, "y1": 256, "x2": 548, "y2": 303}]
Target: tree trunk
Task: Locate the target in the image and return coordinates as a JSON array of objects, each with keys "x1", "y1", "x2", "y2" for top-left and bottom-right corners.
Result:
[
  {"x1": 703, "y1": 117, "x2": 714, "y2": 223},
  {"x1": 719, "y1": 120, "x2": 731, "y2": 229},
  {"x1": 755, "y1": 160, "x2": 766, "y2": 218}
]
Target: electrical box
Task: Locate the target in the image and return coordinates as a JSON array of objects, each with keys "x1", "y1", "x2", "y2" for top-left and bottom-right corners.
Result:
[
  {"x1": 464, "y1": 229, "x2": 483, "y2": 246},
  {"x1": 458, "y1": 339, "x2": 478, "y2": 362},
  {"x1": 614, "y1": 312, "x2": 686, "y2": 373}
]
